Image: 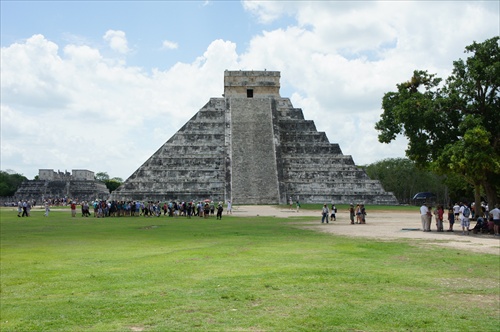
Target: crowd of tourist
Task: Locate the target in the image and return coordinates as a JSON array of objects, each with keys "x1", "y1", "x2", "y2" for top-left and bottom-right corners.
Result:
[
  {"x1": 60, "y1": 200, "x2": 231, "y2": 220},
  {"x1": 321, "y1": 202, "x2": 367, "y2": 224},
  {"x1": 15, "y1": 198, "x2": 234, "y2": 220},
  {"x1": 420, "y1": 201, "x2": 500, "y2": 236}
]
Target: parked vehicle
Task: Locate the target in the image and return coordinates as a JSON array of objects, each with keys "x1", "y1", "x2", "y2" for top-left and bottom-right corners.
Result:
[{"x1": 412, "y1": 192, "x2": 437, "y2": 205}]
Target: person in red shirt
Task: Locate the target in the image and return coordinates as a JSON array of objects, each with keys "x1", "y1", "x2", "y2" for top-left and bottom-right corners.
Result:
[
  {"x1": 71, "y1": 201, "x2": 76, "y2": 218},
  {"x1": 434, "y1": 205, "x2": 444, "y2": 232}
]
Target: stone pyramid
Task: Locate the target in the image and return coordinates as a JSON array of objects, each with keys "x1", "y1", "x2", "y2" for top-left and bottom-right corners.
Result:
[{"x1": 112, "y1": 70, "x2": 397, "y2": 205}]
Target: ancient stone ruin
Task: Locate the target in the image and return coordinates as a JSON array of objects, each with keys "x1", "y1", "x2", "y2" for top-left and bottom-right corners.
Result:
[
  {"x1": 112, "y1": 70, "x2": 398, "y2": 205},
  {"x1": 14, "y1": 169, "x2": 109, "y2": 202}
]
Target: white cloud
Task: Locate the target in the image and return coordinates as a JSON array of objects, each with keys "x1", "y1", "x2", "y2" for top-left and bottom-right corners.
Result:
[
  {"x1": 242, "y1": 1, "x2": 298, "y2": 24},
  {"x1": 162, "y1": 40, "x2": 178, "y2": 50},
  {"x1": 103, "y1": 29, "x2": 130, "y2": 54},
  {"x1": 1, "y1": 1, "x2": 498, "y2": 180},
  {"x1": 1, "y1": 35, "x2": 239, "y2": 179},
  {"x1": 238, "y1": 1, "x2": 498, "y2": 165}
]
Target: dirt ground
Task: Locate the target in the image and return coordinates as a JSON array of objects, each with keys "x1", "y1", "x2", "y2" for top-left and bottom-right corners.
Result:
[{"x1": 231, "y1": 205, "x2": 500, "y2": 255}]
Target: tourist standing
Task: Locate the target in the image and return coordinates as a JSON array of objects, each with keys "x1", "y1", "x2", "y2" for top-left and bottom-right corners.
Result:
[
  {"x1": 435, "y1": 205, "x2": 444, "y2": 232},
  {"x1": 453, "y1": 202, "x2": 461, "y2": 223},
  {"x1": 360, "y1": 204, "x2": 367, "y2": 224},
  {"x1": 330, "y1": 203, "x2": 337, "y2": 221},
  {"x1": 44, "y1": 200, "x2": 50, "y2": 217},
  {"x1": 210, "y1": 201, "x2": 215, "y2": 216},
  {"x1": 204, "y1": 202, "x2": 210, "y2": 218},
  {"x1": 71, "y1": 201, "x2": 76, "y2": 218},
  {"x1": 321, "y1": 204, "x2": 329, "y2": 224},
  {"x1": 227, "y1": 200, "x2": 232, "y2": 214},
  {"x1": 460, "y1": 203, "x2": 471, "y2": 235},
  {"x1": 489, "y1": 204, "x2": 500, "y2": 236},
  {"x1": 26, "y1": 201, "x2": 32, "y2": 216},
  {"x1": 420, "y1": 203, "x2": 431, "y2": 232},
  {"x1": 21, "y1": 201, "x2": 28, "y2": 217},
  {"x1": 349, "y1": 204, "x2": 355, "y2": 224},
  {"x1": 296, "y1": 200, "x2": 300, "y2": 212},
  {"x1": 217, "y1": 203, "x2": 224, "y2": 220},
  {"x1": 17, "y1": 201, "x2": 22, "y2": 217},
  {"x1": 447, "y1": 205, "x2": 455, "y2": 232},
  {"x1": 355, "y1": 204, "x2": 362, "y2": 223}
]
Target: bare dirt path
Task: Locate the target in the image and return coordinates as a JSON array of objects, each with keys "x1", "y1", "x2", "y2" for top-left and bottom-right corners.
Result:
[{"x1": 232, "y1": 205, "x2": 500, "y2": 255}]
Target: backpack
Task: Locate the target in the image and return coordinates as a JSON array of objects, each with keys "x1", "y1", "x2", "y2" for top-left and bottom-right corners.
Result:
[{"x1": 463, "y1": 207, "x2": 470, "y2": 217}]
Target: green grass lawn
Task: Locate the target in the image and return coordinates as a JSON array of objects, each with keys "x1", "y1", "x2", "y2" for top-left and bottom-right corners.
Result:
[{"x1": 1, "y1": 209, "x2": 498, "y2": 331}]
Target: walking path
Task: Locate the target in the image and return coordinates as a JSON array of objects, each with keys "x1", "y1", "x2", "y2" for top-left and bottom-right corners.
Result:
[{"x1": 232, "y1": 205, "x2": 500, "y2": 255}]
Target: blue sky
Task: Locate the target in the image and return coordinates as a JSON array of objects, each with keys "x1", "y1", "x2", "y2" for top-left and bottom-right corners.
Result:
[
  {"x1": 1, "y1": 1, "x2": 499, "y2": 180},
  {"x1": 2, "y1": 1, "x2": 293, "y2": 72}
]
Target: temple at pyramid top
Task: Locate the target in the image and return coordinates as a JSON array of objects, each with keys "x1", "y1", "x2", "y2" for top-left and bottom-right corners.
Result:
[
  {"x1": 224, "y1": 70, "x2": 280, "y2": 98},
  {"x1": 112, "y1": 70, "x2": 398, "y2": 205}
]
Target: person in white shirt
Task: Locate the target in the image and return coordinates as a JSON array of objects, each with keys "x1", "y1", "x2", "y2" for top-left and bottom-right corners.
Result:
[
  {"x1": 420, "y1": 203, "x2": 431, "y2": 232},
  {"x1": 459, "y1": 203, "x2": 471, "y2": 235},
  {"x1": 453, "y1": 203, "x2": 461, "y2": 223},
  {"x1": 489, "y1": 204, "x2": 500, "y2": 236}
]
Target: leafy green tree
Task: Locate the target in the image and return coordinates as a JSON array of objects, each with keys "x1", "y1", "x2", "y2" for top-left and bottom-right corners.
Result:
[
  {"x1": 0, "y1": 171, "x2": 28, "y2": 196},
  {"x1": 95, "y1": 172, "x2": 123, "y2": 193},
  {"x1": 376, "y1": 36, "x2": 500, "y2": 210},
  {"x1": 364, "y1": 158, "x2": 447, "y2": 204},
  {"x1": 95, "y1": 172, "x2": 110, "y2": 182},
  {"x1": 105, "y1": 179, "x2": 122, "y2": 193}
]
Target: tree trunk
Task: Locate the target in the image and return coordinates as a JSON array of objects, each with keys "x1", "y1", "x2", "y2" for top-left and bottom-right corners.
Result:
[
  {"x1": 482, "y1": 180, "x2": 498, "y2": 209},
  {"x1": 474, "y1": 183, "x2": 482, "y2": 219}
]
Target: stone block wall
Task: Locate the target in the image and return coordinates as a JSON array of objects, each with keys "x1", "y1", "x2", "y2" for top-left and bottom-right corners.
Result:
[{"x1": 112, "y1": 98, "x2": 227, "y2": 202}]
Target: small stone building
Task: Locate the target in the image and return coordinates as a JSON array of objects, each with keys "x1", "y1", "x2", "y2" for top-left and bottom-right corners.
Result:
[{"x1": 112, "y1": 70, "x2": 398, "y2": 205}]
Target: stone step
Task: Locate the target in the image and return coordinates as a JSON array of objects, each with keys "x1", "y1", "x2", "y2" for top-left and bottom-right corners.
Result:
[
  {"x1": 168, "y1": 133, "x2": 225, "y2": 144},
  {"x1": 287, "y1": 193, "x2": 397, "y2": 204},
  {"x1": 280, "y1": 144, "x2": 343, "y2": 154},
  {"x1": 279, "y1": 132, "x2": 330, "y2": 143},
  {"x1": 137, "y1": 158, "x2": 225, "y2": 168},
  {"x1": 277, "y1": 108, "x2": 305, "y2": 120},
  {"x1": 278, "y1": 120, "x2": 317, "y2": 132},
  {"x1": 276, "y1": 98, "x2": 293, "y2": 109},
  {"x1": 113, "y1": 191, "x2": 225, "y2": 202},
  {"x1": 283, "y1": 171, "x2": 370, "y2": 179},
  {"x1": 155, "y1": 145, "x2": 225, "y2": 154},
  {"x1": 178, "y1": 123, "x2": 225, "y2": 132},
  {"x1": 230, "y1": 98, "x2": 280, "y2": 204},
  {"x1": 128, "y1": 169, "x2": 224, "y2": 179}
]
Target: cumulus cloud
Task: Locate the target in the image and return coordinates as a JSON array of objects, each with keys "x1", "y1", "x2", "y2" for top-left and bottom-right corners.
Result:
[
  {"x1": 103, "y1": 29, "x2": 130, "y2": 54},
  {"x1": 162, "y1": 40, "x2": 178, "y2": 50},
  {"x1": 1, "y1": 35, "x2": 239, "y2": 178},
  {"x1": 1, "y1": 1, "x2": 498, "y2": 179},
  {"x1": 237, "y1": 1, "x2": 498, "y2": 165}
]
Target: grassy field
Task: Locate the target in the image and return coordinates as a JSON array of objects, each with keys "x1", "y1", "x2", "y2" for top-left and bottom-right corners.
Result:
[{"x1": 1, "y1": 208, "x2": 498, "y2": 331}]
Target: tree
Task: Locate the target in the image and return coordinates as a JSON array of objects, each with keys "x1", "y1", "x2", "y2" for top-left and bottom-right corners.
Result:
[
  {"x1": 95, "y1": 172, "x2": 123, "y2": 193},
  {"x1": 95, "y1": 172, "x2": 110, "y2": 182},
  {"x1": 0, "y1": 171, "x2": 28, "y2": 196},
  {"x1": 376, "y1": 37, "x2": 500, "y2": 210},
  {"x1": 364, "y1": 158, "x2": 448, "y2": 204},
  {"x1": 105, "y1": 178, "x2": 122, "y2": 193}
]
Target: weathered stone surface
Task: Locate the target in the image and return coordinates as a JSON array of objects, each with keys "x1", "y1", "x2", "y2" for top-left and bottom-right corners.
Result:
[
  {"x1": 112, "y1": 70, "x2": 398, "y2": 205},
  {"x1": 14, "y1": 179, "x2": 109, "y2": 201},
  {"x1": 230, "y1": 98, "x2": 280, "y2": 204}
]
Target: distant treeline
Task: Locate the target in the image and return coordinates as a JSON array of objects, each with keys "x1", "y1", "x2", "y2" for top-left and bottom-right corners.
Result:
[{"x1": 363, "y1": 158, "x2": 475, "y2": 205}]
